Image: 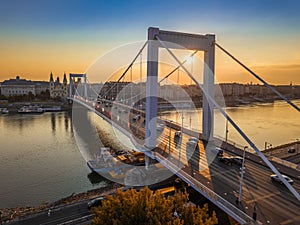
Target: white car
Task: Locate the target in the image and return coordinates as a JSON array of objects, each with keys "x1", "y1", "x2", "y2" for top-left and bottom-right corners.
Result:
[
  {"x1": 270, "y1": 174, "x2": 294, "y2": 185},
  {"x1": 188, "y1": 137, "x2": 199, "y2": 143},
  {"x1": 156, "y1": 123, "x2": 165, "y2": 132}
]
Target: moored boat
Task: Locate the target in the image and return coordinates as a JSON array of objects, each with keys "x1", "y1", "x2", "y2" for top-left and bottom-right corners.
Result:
[
  {"x1": 42, "y1": 106, "x2": 62, "y2": 112},
  {"x1": 87, "y1": 148, "x2": 145, "y2": 176},
  {"x1": 18, "y1": 106, "x2": 44, "y2": 114},
  {"x1": 0, "y1": 108, "x2": 9, "y2": 114}
]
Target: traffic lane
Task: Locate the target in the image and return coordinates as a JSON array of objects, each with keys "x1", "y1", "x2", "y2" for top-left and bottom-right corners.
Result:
[
  {"x1": 9, "y1": 201, "x2": 91, "y2": 225},
  {"x1": 235, "y1": 158, "x2": 300, "y2": 224},
  {"x1": 162, "y1": 134, "x2": 300, "y2": 225},
  {"x1": 188, "y1": 154, "x2": 300, "y2": 224}
]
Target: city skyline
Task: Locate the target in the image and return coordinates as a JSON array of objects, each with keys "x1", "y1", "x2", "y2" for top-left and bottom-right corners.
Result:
[{"x1": 0, "y1": 0, "x2": 300, "y2": 84}]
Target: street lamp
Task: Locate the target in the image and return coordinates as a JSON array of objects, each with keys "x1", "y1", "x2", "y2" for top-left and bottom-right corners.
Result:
[
  {"x1": 225, "y1": 118, "x2": 229, "y2": 144},
  {"x1": 239, "y1": 146, "x2": 248, "y2": 202},
  {"x1": 264, "y1": 141, "x2": 272, "y2": 155},
  {"x1": 168, "y1": 120, "x2": 173, "y2": 163},
  {"x1": 264, "y1": 141, "x2": 272, "y2": 151}
]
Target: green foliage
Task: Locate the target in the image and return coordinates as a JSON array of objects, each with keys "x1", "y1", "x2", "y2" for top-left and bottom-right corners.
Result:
[{"x1": 91, "y1": 187, "x2": 218, "y2": 225}]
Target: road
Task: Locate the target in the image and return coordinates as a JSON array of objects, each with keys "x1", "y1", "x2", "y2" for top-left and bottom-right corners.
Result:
[
  {"x1": 154, "y1": 125, "x2": 300, "y2": 225},
  {"x1": 8, "y1": 200, "x2": 92, "y2": 225}
]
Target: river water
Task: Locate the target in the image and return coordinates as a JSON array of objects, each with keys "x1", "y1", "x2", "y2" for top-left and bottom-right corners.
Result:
[
  {"x1": 0, "y1": 100, "x2": 299, "y2": 208},
  {"x1": 0, "y1": 111, "x2": 108, "y2": 208},
  {"x1": 161, "y1": 100, "x2": 300, "y2": 150}
]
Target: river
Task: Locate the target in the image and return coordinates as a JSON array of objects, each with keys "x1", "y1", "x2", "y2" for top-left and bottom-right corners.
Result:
[
  {"x1": 160, "y1": 100, "x2": 300, "y2": 150},
  {"x1": 0, "y1": 100, "x2": 299, "y2": 208},
  {"x1": 0, "y1": 111, "x2": 108, "y2": 208}
]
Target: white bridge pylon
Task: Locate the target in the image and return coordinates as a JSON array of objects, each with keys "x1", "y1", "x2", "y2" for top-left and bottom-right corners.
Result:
[
  {"x1": 69, "y1": 73, "x2": 88, "y2": 98},
  {"x1": 145, "y1": 27, "x2": 215, "y2": 149}
]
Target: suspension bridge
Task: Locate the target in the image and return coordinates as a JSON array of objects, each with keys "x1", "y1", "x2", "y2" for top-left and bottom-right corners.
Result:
[{"x1": 68, "y1": 27, "x2": 300, "y2": 225}]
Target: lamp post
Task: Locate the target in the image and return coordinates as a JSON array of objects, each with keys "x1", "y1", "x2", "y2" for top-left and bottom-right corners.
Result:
[
  {"x1": 239, "y1": 146, "x2": 248, "y2": 202},
  {"x1": 225, "y1": 118, "x2": 229, "y2": 144},
  {"x1": 168, "y1": 120, "x2": 172, "y2": 162},
  {"x1": 264, "y1": 141, "x2": 272, "y2": 155}
]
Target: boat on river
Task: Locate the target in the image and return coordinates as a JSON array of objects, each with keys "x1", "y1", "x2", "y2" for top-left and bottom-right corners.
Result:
[
  {"x1": 18, "y1": 105, "x2": 44, "y2": 114},
  {"x1": 42, "y1": 106, "x2": 62, "y2": 112},
  {"x1": 87, "y1": 148, "x2": 145, "y2": 178},
  {"x1": 0, "y1": 108, "x2": 9, "y2": 114}
]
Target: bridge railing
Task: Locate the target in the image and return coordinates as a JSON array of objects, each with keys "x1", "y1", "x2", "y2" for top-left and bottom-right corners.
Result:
[{"x1": 269, "y1": 156, "x2": 300, "y2": 172}]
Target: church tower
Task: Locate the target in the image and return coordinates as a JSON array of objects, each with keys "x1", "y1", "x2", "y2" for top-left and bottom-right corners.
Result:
[
  {"x1": 49, "y1": 71, "x2": 54, "y2": 98},
  {"x1": 63, "y1": 72, "x2": 68, "y2": 96}
]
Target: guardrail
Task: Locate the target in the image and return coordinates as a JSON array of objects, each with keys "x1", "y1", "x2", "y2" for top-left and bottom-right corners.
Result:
[{"x1": 269, "y1": 156, "x2": 300, "y2": 172}]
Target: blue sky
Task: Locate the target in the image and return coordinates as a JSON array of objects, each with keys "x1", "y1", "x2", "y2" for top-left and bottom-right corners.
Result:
[{"x1": 0, "y1": 0, "x2": 300, "y2": 83}]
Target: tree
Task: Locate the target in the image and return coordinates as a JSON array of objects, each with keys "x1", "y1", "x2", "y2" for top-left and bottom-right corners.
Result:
[{"x1": 91, "y1": 187, "x2": 218, "y2": 225}]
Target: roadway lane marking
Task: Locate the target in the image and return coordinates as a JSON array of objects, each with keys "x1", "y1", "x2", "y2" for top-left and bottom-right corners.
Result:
[{"x1": 245, "y1": 191, "x2": 281, "y2": 204}]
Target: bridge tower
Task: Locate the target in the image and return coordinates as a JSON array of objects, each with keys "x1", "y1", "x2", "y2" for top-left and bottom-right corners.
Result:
[
  {"x1": 145, "y1": 27, "x2": 215, "y2": 150},
  {"x1": 69, "y1": 73, "x2": 88, "y2": 98}
]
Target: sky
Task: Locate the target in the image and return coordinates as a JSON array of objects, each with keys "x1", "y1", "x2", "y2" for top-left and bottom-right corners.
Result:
[{"x1": 0, "y1": 0, "x2": 300, "y2": 84}]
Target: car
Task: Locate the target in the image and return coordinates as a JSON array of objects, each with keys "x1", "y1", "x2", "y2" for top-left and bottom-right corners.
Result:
[
  {"x1": 174, "y1": 131, "x2": 182, "y2": 141},
  {"x1": 218, "y1": 156, "x2": 233, "y2": 165},
  {"x1": 216, "y1": 148, "x2": 224, "y2": 157},
  {"x1": 156, "y1": 123, "x2": 165, "y2": 132},
  {"x1": 132, "y1": 115, "x2": 141, "y2": 122},
  {"x1": 270, "y1": 174, "x2": 294, "y2": 185},
  {"x1": 87, "y1": 196, "x2": 106, "y2": 209},
  {"x1": 288, "y1": 148, "x2": 296, "y2": 153},
  {"x1": 188, "y1": 137, "x2": 199, "y2": 143},
  {"x1": 231, "y1": 156, "x2": 243, "y2": 166},
  {"x1": 186, "y1": 140, "x2": 198, "y2": 149},
  {"x1": 174, "y1": 131, "x2": 182, "y2": 137}
]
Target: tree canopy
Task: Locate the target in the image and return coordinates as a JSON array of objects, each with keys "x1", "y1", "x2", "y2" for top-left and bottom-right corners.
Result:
[{"x1": 91, "y1": 187, "x2": 218, "y2": 225}]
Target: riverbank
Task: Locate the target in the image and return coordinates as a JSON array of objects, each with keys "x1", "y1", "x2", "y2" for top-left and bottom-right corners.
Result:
[
  {"x1": 0, "y1": 183, "x2": 122, "y2": 223},
  {"x1": 0, "y1": 101, "x2": 72, "y2": 113}
]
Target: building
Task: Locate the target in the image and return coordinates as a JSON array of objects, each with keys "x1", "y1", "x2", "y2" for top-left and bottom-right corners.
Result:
[
  {"x1": 0, "y1": 76, "x2": 36, "y2": 96},
  {"x1": 49, "y1": 72, "x2": 68, "y2": 98},
  {"x1": 35, "y1": 81, "x2": 50, "y2": 95}
]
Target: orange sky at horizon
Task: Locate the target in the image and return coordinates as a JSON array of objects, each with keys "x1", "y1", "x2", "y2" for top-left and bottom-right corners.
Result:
[{"x1": 1, "y1": 33, "x2": 300, "y2": 85}]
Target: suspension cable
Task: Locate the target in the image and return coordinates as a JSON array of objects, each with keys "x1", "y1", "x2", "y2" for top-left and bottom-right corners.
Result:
[
  {"x1": 101, "y1": 41, "x2": 148, "y2": 98},
  {"x1": 159, "y1": 50, "x2": 198, "y2": 84},
  {"x1": 214, "y1": 42, "x2": 300, "y2": 112},
  {"x1": 155, "y1": 34, "x2": 300, "y2": 202}
]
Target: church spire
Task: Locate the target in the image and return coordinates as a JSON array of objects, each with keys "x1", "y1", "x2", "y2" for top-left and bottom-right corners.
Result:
[
  {"x1": 63, "y1": 72, "x2": 67, "y2": 84},
  {"x1": 50, "y1": 71, "x2": 54, "y2": 82}
]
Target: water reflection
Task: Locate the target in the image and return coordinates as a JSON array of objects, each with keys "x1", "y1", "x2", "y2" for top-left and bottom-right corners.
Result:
[
  {"x1": 72, "y1": 102, "x2": 105, "y2": 161},
  {"x1": 162, "y1": 100, "x2": 300, "y2": 149},
  {"x1": 64, "y1": 113, "x2": 69, "y2": 131},
  {"x1": 87, "y1": 172, "x2": 109, "y2": 184},
  {"x1": 51, "y1": 113, "x2": 56, "y2": 133},
  {"x1": 0, "y1": 112, "x2": 106, "y2": 208}
]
